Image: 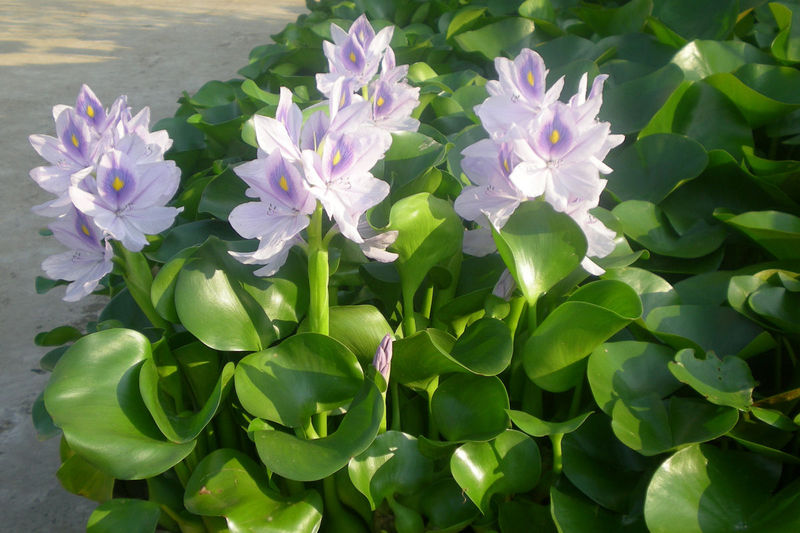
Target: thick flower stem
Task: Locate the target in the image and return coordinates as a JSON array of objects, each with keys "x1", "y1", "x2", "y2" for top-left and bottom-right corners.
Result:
[
  {"x1": 308, "y1": 203, "x2": 330, "y2": 336},
  {"x1": 112, "y1": 242, "x2": 169, "y2": 331},
  {"x1": 550, "y1": 433, "x2": 564, "y2": 476},
  {"x1": 401, "y1": 284, "x2": 416, "y2": 337}
]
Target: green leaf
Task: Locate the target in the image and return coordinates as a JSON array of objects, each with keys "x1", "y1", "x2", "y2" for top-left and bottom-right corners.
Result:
[
  {"x1": 602, "y1": 267, "x2": 679, "y2": 318},
  {"x1": 494, "y1": 200, "x2": 587, "y2": 306},
  {"x1": 770, "y1": 1, "x2": 800, "y2": 63},
  {"x1": 605, "y1": 134, "x2": 707, "y2": 203},
  {"x1": 499, "y1": 499, "x2": 556, "y2": 533},
  {"x1": 391, "y1": 329, "x2": 459, "y2": 390},
  {"x1": 431, "y1": 374, "x2": 510, "y2": 442},
  {"x1": 719, "y1": 210, "x2": 800, "y2": 260},
  {"x1": 32, "y1": 390, "x2": 59, "y2": 440},
  {"x1": 235, "y1": 333, "x2": 363, "y2": 428},
  {"x1": 384, "y1": 132, "x2": 445, "y2": 192},
  {"x1": 573, "y1": 0, "x2": 652, "y2": 37},
  {"x1": 668, "y1": 349, "x2": 755, "y2": 410},
  {"x1": 524, "y1": 280, "x2": 642, "y2": 392},
  {"x1": 653, "y1": 0, "x2": 740, "y2": 40},
  {"x1": 588, "y1": 341, "x2": 680, "y2": 415},
  {"x1": 550, "y1": 483, "x2": 646, "y2": 533},
  {"x1": 644, "y1": 444, "x2": 790, "y2": 533},
  {"x1": 706, "y1": 64, "x2": 800, "y2": 127},
  {"x1": 197, "y1": 166, "x2": 249, "y2": 220},
  {"x1": 670, "y1": 40, "x2": 772, "y2": 82},
  {"x1": 150, "y1": 247, "x2": 197, "y2": 323},
  {"x1": 174, "y1": 237, "x2": 276, "y2": 351},
  {"x1": 300, "y1": 305, "x2": 393, "y2": 366},
  {"x1": 348, "y1": 431, "x2": 433, "y2": 509},
  {"x1": 508, "y1": 410, "x2": 592, "y2": 437},
  {"x1": 748, "y1": 285, "x2": 800, "y2": 333},
  {"x1": 645, "y1": 305, "x2": 765, "y2": 356},
  {"x1": 613, "y1": 200, "x2": 726, "y2": 259},
  {"x1": 57, "y1": 444, "x2": 114, "y2": 503},
  {"x1": 449, "y1": 317, "x2": 513, "y2": 376},
  {"x1": 611, "y1": 395, "x2": 738, "y2": 456},
  {"x1": 599, "y1": 64, "x2": 684, "y2": 134},
  {"x1": 389, "y1": 193, "x2": 463, "y2": 294},
  {"x1": 44, "y1": 329, "x2": 194, "y2": 479},
  {"x1": 445, "y1": 7, "x2": 487, "y2": 39},
  {"x1": 420, "y1": 479, "x2": 480, "y2": 532},
  {"x1": 86, "y1": 499, "x2": 161, "y2": 533},
  {"x1": 34, "y1": 325, "x2": 82, "y2": 347},
  {"x1": 253, "y1": 370, "x2": 385, "y2": 481},
  {"x1": 452, "y1": 18, "x2": 537, "y2": 59},
  {"x1": 185, "y1": 449, "x2": 323, "y2": 532},
  {"x1": 149, "y1": 220, "x2": 238, "y2": 263},
  {"x1": 450, "y1": 430, "x2": 541, "y2": 514}
]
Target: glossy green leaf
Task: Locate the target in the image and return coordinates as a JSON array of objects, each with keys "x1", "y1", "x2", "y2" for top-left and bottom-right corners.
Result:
[
  {"x1": 449, "y1": 317, "x2": 513, "y2": 376},
  {"x1": 605, "y1": 134, "x2": 707, "y2": 203},
  {"x1": 550, "y1": 484, "x2": 646, "y2": 533},
  {"x1": 720, "y1": 210, "x2": 800, "y2": 260},
  {"x1": 588, "y1": 341, "x2": 680, "y2": 415},
  {"x1": 524, "y1": 280, "x2": 642, "y2": 392},
  {"x1": 748, "y1": 285, "x2": 800, "y2": 333},
  {"x1": 431, "y1": 374, "x2": 509, "y2": 442},
  {"x1": 300, "y1": 305, "x2": 393, "y2": 366},
  {"x1": 611, "y1": 395, "x2": 738, "y2": 456},
  {"x1": 668, "y1": 349, "x2": 754, "y2": 410},
  {"x1": 150, "y1": 247, "x2": 197, "y2": 323},
  {"x1": 706, "y1": 64, "x2": 800, "y2": 127},
  {"x1": 149, "y1": 220, "x2": 238, "y2": 263},
  {"x1": 384, "y1": 132, "x2": 444, "y2": 191},
  {"x1": 57, "y1": 448, "x2": 114, "y2": 503},
  {"x1": 174, "y1": 237, "x2": 276, "y2": 351},
  {"x1": 613, "y1": 201, "x2": 726, "y2": 259},
  {"x1": 573, "y1": 0, "x2": 652, "y2": 36},
  {"x1": 602, "y1": 267, "x2": 679, "y2": 318},
  {"x1": 34, "y1": 325, "x2": 82, "y2": 347},
  {"x1": 451, "y1": 430, "x2": 541, "y2": 514},
  {"x1": 420, "y1": 479, "x2": 480, "y2": 532},
  {"x1": 771, "y1": 1, "x2": 800, "y2": 63},
  {"x1": 600, "y1": 64, "x2": 684, "y2": 134},
  {"x1": 644, "y1": 444, "x2": 795, "y2": 533},
  {"x1": 348, "y1": 431, "x2": 433, "y2": 509},
  {"x1": 670, "y1": 40, "x2": 771, "y2": 82},
  {"x1": 561, "y1": 415, "x2": 653, "y2": 513},
  {"x1": 389, "y1": 193, "x2": 463, "y2": 294},
  {"x1": 673, "y1": 270, "x2": 734, "y2": 305},
  {"x1": 253, "y1": 370, "x2": 385, "y2": 481},
  {"x1": 32, "y1": 390, "x2": 59, "y2": 440},
  {"x1": 653, "y1": 0, "x2": 739, "y2": 40},
  {"x1": 44, "y1": 329, "x2": 194, "y2": 479},
  {"x1": 391, "y1": 329, "x2": 458, "y2": 390},
  {"x1": 86, "y1": 499, "x2": 161, "y2": 533},
  {"x1": 185, "y1": 449, "x2": 323, "y2": 532},
  {"x1": 494, "y1": 201, "x2": 587, "y2": 306},
  {"x1": 445, "y1": 7, "x2": 487, "y2": 39},
  {"x1": 452, "y1": 18, "x2": 536, "y2": 59},
  {"x1": 235, "y1": 333, "x2": 363, "y2": 428},
  {"x1": 499, "y1": 499, "x2": 556, "y2": 533},
  {"x1": 508, "y1": 410, "x2": 592, "y2": 437},
  {"x1": 645, "y1": 305, "x2": 765, "y2": 356}
]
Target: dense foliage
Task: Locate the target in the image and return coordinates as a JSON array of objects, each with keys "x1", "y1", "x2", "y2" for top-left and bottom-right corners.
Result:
[{"x1": 31, "y1": 0, "x2": 800, "y2": 531}]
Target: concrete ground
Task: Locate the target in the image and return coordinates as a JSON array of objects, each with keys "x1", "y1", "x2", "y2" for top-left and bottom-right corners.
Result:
[{"x1": 0, "y1": 1, "x2": 306, "y2": 530}]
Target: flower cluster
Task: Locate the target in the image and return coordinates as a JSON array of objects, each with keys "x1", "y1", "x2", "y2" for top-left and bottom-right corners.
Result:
[
  {"x1": 229, "y1": 15, "x2": 419, "y2": 276},
  {"x1": 30, "y1": 85, "x2": 181, "y2": 300},
  {"x1": 454, "y1": 49, "x2": 624, "y2": 274}
]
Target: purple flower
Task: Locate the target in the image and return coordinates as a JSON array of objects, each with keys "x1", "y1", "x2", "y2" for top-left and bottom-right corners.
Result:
[
  {"x1": 41, "y1": 208, "x2": 113, "y2": 302},
  {"x1": 316, "y1": 14, "x2": 394, "y2": 95},
  {"x1": 69, "y1": 149, "x2": 182, "y2": 251},
  {"x1": 228, "y1": 150, "x2": 316, "y2": 276},
  {"x1": 371, "y1": 334, "x2": 393, "y2": 382}
]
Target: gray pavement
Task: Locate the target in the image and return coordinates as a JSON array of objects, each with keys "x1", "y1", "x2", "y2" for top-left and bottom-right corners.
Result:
[{"x1": 0, "y1": 1, "x2": 306, "y2": 530}]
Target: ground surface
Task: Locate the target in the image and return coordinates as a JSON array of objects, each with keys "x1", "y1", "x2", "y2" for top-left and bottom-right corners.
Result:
[{"x1": 0, "y1": 1, "x2": 306, "y2": 529}]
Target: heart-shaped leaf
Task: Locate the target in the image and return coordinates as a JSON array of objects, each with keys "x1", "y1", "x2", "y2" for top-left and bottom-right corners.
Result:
[
  {"x1": 508, "y1": 410, "x2": 592, "y2": 437},
  {"x1": 185, "y1": 449, "x2": 323, "y2": 532},
  {"x1": 348, "y1": 431, "x2": 433, "y2": 509},
  {"x1": 391, "y1": 329, "x2": 459, "y2": 390},
  {"x1": 668, "y1": 349, "x2": 755, "y2": 410},
  {"x1": 86, "y1": 499, "x2": 161, "y2": 533},
  {"x1": 299, "y1": 305, "x2": 393, "y2": 366},
  {"x1": 44, "y1": 329, "x2": 194, "y2": 479},
  {"x1": 431, "y1": 374, "x2": 509, "y2": 442},
  {"x1": 235, "y1": 333, "x2": 363, "y2": 428},
  {"x1": 253, "y1": 370, "x2": 385, "y2": 481},
  {"x1": 494, "y1": 201, "x2": 587, "y2": 306},
  {"x1": 450, "y1": 430, "x2": 541, "y2": 514}
]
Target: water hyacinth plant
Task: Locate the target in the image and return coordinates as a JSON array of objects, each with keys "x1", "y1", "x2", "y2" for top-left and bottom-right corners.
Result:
[{"x1": 30, "y1": 2, "x2": 800, "y2": 532}]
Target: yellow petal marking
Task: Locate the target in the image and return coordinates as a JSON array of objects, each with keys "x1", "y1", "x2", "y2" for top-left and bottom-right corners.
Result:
[
  {"x1": 349, "y1": 51, "x2": 357, "y2": 63},
  {"x1": 112, "y1": 175, "x2": 125, "y2": 192},
  {"x1": 503, "y1": 158, "x2": 510, "y2": 172},
  {"x1": 86, "y1": 104, "x2": 95, "y2": 118},
  {"x1": 332, "y1": 150, "x2": 342, "y2": 166},
  {"x1": 549, "y1": 129, "x2": 560, "y2": 145},
  {"x1": 377, "y1": 96, "x2": 385, "y2": 107},
  {"x1": 71, "y1": 134, "x2": 79, "y2": 148},
  {"x1": 527, "y1": 71, "x2": 535, "y2": 87},
  {"x1": 80, "y1": 224, "x2": 90, "y2": 236},
  {"x1": 279, "y1": 175, "x2": 289, "y2": 192}
]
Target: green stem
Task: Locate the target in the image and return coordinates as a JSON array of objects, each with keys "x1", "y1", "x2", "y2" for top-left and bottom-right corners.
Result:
[
  {"x1": 526, "y1": 299, "x2": 538, "y2": 333},
  {"x1": 313, "y1": 412, "x2": 327, "y2": 438},
  {"x1": 426, "y1": 380, "x2": 439, "y2": 440},
  {"x1": 568, "y1": 377, "x2": 585, "y2": 419},
  {"x1": 402, "y1": 284, "x2": 417, "y2": 337},
  {"x1": 112, "y1": 242, "x2": 169, "y2": 330},
  {"x1": 550, "y1": 433, "x2": 564, "y2": 476},
  {"x1": 390, "y1": 382, "x2": 401, "y2": 432},
  {"x1": 308, "y1": 203, "x2": 330, "y2": 335},
  {"x1": 301, "y1": 416, "x2": 320, "y2": 440},
  {"x1": 421, "y1": 284, "x2": 434, "y2": 320},
  {"x1": 506, "y1": 296, "x2": 526, "y2": 341},
  {"x1": 173, "y1": 461, "x2": 191, "y2": 487}
]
